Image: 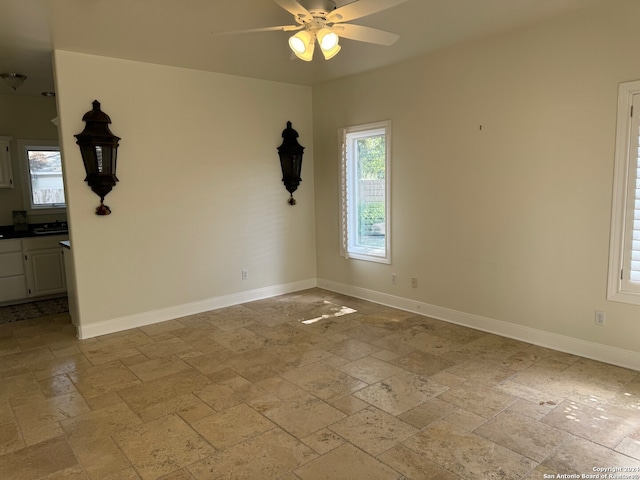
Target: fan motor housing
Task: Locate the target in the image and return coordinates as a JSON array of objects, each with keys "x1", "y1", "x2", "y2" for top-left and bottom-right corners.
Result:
[{"x1": 298, "y1": 0, "x2": 336, "y2": 18}]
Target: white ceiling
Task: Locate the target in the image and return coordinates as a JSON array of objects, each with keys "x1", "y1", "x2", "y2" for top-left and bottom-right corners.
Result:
[{"x1": 0, "y1": 0, "x2": 607, "y2": 97}]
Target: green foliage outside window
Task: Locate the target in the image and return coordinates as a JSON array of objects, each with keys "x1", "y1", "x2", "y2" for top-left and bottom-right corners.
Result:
[{"x1": 357, "y1": 136, "x2": 385, "y2": 180}]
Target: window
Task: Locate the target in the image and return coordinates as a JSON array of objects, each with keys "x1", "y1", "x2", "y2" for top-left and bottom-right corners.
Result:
[
  {"x1": 339, "y1": 121, "x2": 391, "y2": 263},
  {"x1": 18, "y1": 140, "x2": 66, "y2": 212},
  {"x1": 609, "y1": 80, "x2": 640, "y2": 304}
]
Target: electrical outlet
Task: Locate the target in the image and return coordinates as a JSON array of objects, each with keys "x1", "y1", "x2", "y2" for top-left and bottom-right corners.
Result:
[
  {"x1": 242, "y1": 269, "x2": 248, "y2": 281},
  {"x1": 411, "y1": 277, "x2": 418, "y2": 288},
  {"x1": 595, "y1": 310, "x2": 606, "y2": 326},
  {"x1": 391, "y1": 273, "x2": 397, "y2": 285}
]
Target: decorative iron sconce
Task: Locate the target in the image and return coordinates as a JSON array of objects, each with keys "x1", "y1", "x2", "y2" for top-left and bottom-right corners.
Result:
[
  {"x1": 75, "y1": 100, "x2": 121, "y2": 215},
  {"x1": 277, "y1": 121, "x2": 304, "y2": 205}
]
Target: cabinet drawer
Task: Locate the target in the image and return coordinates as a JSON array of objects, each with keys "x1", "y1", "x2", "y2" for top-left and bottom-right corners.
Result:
[
  {"x1": 0, "y1": 276, "x2": 27, "y2": 302},
  {"x1": 22, "y1": 235, "x2": 69, "y2": 251},
  {"x1": 0, "y1": 251, "x2": 24, "y2": 277},
  {"x1": 0, "y1": 239, "x2": 21, "y2": 254}
]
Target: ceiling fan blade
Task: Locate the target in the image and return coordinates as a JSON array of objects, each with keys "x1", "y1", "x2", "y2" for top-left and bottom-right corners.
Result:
[
  {"x1": 214, "y1": 25, "x2": 303, "y2": 35},
  {"x1": 327, "y1": 0, "x2": 409, "y2": 23},
  {"x1": 332, "y1": 24, "x2": 400, "y2": 46},
  {"x1": 273, "y1": 0, "x2": 312, "y2": 22}
]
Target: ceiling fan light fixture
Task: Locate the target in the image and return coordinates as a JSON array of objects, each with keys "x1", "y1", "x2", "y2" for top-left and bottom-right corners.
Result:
[
  {"x1": 289, "y1": 30, "x2": 315, "y2": 61},
  {"x1": 0, "y1": 73, "x2": 27, "y2": 91},
  {"x1": 317, "y1": 29, "x2": 338, "y2": 50},
  {"x1": 321, "y1": 43, "x2": 341, "y2": 60},
  {"x1": 317, "y1": 29, "x2": 341, "y2": 60}
]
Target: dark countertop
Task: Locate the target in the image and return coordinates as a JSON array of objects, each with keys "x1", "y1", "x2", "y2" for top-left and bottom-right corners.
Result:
[{"x1": 0, "y1": 223, "x2": 69, "y2": 240}]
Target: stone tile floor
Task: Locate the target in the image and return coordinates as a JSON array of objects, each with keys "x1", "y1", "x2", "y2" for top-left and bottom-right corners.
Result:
[{"x1": 1, "y1": 288, "x2": 640, "y2": 479}]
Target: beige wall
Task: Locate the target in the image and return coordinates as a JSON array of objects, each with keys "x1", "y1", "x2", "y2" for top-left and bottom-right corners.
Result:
[
  {"x1": 313, "y1": 1, "x2": 640, "y2": 357},
  {"x1": 0, "y1": 94, "x2": 59, "y2": 225},
  {"x1": 53, "y1": 51, "x2": 316, "y2": 332}
]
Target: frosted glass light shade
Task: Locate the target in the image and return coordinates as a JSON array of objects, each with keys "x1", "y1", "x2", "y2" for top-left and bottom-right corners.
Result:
[{"x1": 289, "y1": 31, "x2": 315, "y2": 61}]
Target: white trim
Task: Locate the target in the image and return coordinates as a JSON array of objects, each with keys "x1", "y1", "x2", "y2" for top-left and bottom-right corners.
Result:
[
  {"x1": 76, "y1": 278, "x2": 317, "y2": 339},
  {"x1": 339, "y1": 120, "x2": 391, "y2": 264},
  {"x1": 608, "y1": 80, "x2": 640, "y2": 305},
  {"x1": 317, "y1": 278, "x2": 640, "y2": 372},
  {"x1": 75, "y1": 274, "x2": 640, "y2": 371},
  {"x1": 17, "y1": 139, "x2": 66, "y2": 215}
]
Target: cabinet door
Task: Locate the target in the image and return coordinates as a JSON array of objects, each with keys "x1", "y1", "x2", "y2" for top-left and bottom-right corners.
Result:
[
  {"x1": 0, "y1": 139, "x2": 13, "y2": 188},
  {"x1": 0, "y1": 276, "x2": 27, "y2": 302},
  {"x1": 25, "y1": 248, "x2": 66, "y2": 297}
]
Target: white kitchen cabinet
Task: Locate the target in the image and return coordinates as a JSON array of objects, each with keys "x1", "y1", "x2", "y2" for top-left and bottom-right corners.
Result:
[
  {"x1": 0, "y1": 239, "x2": 27, "y2": 303},
  {"x1": 0, "y1": 136, "x2": 13, "y2": 188},
  {"x1": 23, "y1": 236, "x2": 68, "y2": 298},
  {"x1": 61, "y1": 244, "x2": 78, "y2": 326}
]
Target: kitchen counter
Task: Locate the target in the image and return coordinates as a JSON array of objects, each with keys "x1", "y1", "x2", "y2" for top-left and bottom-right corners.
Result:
[{"x1": 0, "y1": 223, "x2": 69, "y2": 240}]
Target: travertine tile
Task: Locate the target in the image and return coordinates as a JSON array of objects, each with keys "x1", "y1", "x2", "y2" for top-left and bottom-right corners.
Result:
[
  {"x1": 188, "y1": 428, "x2": 316, "y2": 480},
  {"x1": 61, "y1": 402, "x2": 141, "y2": 479},
  {"x1": 539, "y1": 435, "x2": 640, "y2": 473},
  {"x1": 336, "y1": 356, "x2": 404, "y2": 384},
  {"x1": 475, "y1": 411, "x2": 568, "y2": 461},
  {"x1": 378, "y1": 444, "x2": 459, "y2": 480},
  {"x1": 0, "y1": 421, "x2": 23, "y2": 454},
  {"x1": 127, "y1": 355, "x2": 193, "y2": 382},
  {"x1": 389, "y1": 350, "x2": 456, "y2": 377},
  {"x1": 508, "y1": 398, "x2": 558, "y2": 420},
  {"x1": 294, "y1": 443, "x2": 400, "y2": 480},
  {"x1": 255, "y1": 376, "x2": 311, "y2": 401},
  {"x1": 260, "y1": 395, "x2": 346, "y2": 439},
  {"x1": 437, "y1": 380, "x2": 516, "y2": 419},
  {"x1": 194, "y1": 375, "x2": 267, "y2": 412},
  {"x1": 615, "y1": 436, "x2": 640, "y2": 460},
  {"x1": 403, "y1": 420, "x2": 536, "y2": 479},
  {"x1": 113, "y1": 414, "x2": 215, "y2": 480},
  {"x1": 192, "y1": 403, "x2": 275, "y2": 449},
  {"x1": 445, "y1": 357, "x2": 516, "y2": 387},
  {"x1": 541, "y1": 400, "x2": 637, "y2": 448},
  {"x1": 454, "y1": 334, "x2": 530, "y2": 361},
  {"x1": 30, "y1": 353, "x2": 92, "y2": 381},
  {"x1": 135, "y1": 337, "x2": 194, "y2": 359},
  {"x1": 328, "y1": 406, "x2": 418, "y2": 456},
  {"x1": 117, "y1": 369, "x2": 210, "y2": 416},
  {"x1": 3, "y1": 289, "x2": 640, "y2": 480},
  {"x1": 0, "y1": 372, "x2": 45, "y2": 406},
  {"x1": 179, "y1": 349, "x2": 239, "y2": 376},
  {"x1": 211, "y1": 327, "x2": 268, "y2": 353},
  {"x1": 139, "y1": 319, "x2": 186, "y2": 336},
  {"x1": 38, "y1": 373, "x2": 77, "y2": 398},
  {"x1": 322, "y1": 338, "x2": 381, "y2": 361},
  {"x1": 354, "y1": 371, "x2": 448, "y2": 415},
  {"x1": 281, "y1": 362, "x2": 368, "y2": 400},
  {"x1": 0, "y1": 436, "x2": 79, "y2": 479},
  {"x1": 301, "y1": 428, "x2": 346, "y2": 454},
  {"x1": 398, "y1": 397, "x2": 458, "y2": 429},
  {"x1": 67, "y1": 361, "x2": 141, "y2": 399},
  {"x1": 13, "y1": 391, "x2": 91, "y2": 445},
  {"x1": 384, "y1": 330, "x2": 458, "y2": 357},
  {"x1": 444, "y1": 408, "x2": 486, "y2": 431},
  {"x1": 327, "y1": 394, "x2": 369, "y2": 415}
]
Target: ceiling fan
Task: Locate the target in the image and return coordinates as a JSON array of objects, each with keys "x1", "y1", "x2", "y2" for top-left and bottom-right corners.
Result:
[{"x1": 227, "y1": 0, "x2": 409, "y2": 61}]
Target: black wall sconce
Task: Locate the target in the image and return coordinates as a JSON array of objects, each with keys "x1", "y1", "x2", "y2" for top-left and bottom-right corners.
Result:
[
  {"x1": 277, "y1": 121, "x2": 304, "y2": 205},
  {"x1": 75, "y1": 100, "x2": 121, "y2": 215}
]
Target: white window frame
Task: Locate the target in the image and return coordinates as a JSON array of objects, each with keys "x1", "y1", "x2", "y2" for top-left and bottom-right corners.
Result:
[
  {"x1": 339, "y1": 120, "x2": 391, "y2": 264},
  {"x1": 18, "y1": 139, "x2": 66, "y2": 215},
  {"x1": 608, "y1": 80, "x2": 640, "y2": 305}
]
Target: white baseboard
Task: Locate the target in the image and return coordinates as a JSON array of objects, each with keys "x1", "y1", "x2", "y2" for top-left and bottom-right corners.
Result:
[
  {"x1": 76, "y1": 278, "x2": 317, "y2": 339},
  {"x1": 317, "y1": 278, "x2": 640, "y2": 372},
  {"x1": 76, "y1": 276, "x2": 640, "y2": 371}
]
